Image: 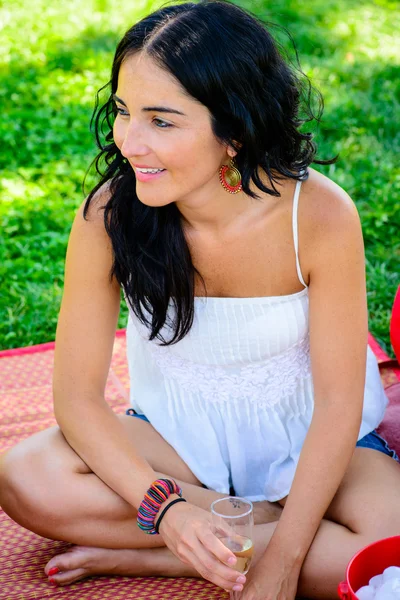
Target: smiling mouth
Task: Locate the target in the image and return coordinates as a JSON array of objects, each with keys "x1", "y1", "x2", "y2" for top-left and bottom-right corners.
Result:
[
  {"x1": 134, "y1": 167, "x2": 167, "y2": 182},
  {"x1": 134, "y1": 167, "x2": 166, "y2": 174}
]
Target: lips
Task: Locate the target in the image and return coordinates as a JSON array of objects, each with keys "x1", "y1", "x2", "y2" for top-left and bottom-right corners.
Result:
[
  {"x1": 136, "y1": 168, "x2": 165, "y2": 173},
  {"x1": 134, "y1": 168, "x2": 167, "y2": 183},
  {"x1": 133, "y1": 163, "x2": 165, "y2": 170}
]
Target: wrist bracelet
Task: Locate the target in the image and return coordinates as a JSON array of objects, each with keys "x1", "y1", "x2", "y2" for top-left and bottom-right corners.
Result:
[
  {"x1": 137, "y1": 478, "x2": 183, "y2": 535},
  {"x1": 155, "y1": 497, "x2": 187, "y2": 534}
]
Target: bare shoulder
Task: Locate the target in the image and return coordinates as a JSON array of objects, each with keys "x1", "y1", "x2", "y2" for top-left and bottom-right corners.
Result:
[
  {"x1": 65, "y1": 180, "x2": 117, "y2": 289},
  {"x1": 300, "y1": 168, "x2": 360, "y2": 238},
  {"x1": 76, "y1": 180, "x2": 112, "y2": 229},
  {"x1": 296, "y1": 169, "x2": 364, "y2": 283}
]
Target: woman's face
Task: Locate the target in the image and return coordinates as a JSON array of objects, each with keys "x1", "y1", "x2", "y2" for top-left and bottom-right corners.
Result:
[{"x1": 113, "y1": 52, "x2": 233, "y2": 208}]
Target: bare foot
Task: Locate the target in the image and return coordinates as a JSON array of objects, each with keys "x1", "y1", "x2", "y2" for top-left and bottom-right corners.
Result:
[
  {"x1": 44, "y1": 545, "x2": 196, "y2": 587},
  {"x1": 43, "y1": 513, "x2": 279, "y2": 587}
]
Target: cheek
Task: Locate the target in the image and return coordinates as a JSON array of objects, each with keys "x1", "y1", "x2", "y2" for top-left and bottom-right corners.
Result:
[{"x1": 174, "y1": 134, "x2": 223, "y2": 174}]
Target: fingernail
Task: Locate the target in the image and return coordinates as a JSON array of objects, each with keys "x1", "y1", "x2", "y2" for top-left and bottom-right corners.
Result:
[
  {"x1": 233, "y1": 584, "x2": 243, "y2": 592},
  {"x1": 228, "y1": 556, "x2": 237, "y2": 565},
  {"x1": 48, "y1": 567, "x2": 59, "y2": 576},
  {"x1": 49, "y1": 578, "x2": 58, "y2": 586},
  {"x1": 236, "y1": 575, "x2": 246, "y2": 584}
]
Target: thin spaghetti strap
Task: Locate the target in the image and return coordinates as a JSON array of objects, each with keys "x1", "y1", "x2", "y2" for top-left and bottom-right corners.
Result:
[{"x1": 292, "y1": 180, "x2": 308, "y2": 288}]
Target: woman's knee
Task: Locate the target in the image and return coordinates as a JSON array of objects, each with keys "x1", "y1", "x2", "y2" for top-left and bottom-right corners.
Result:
[{"x1": 0, "y1": 427, "x2": 82, "y2": 533}]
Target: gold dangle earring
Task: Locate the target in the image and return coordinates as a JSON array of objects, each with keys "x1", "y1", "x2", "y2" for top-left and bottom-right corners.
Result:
[{"x1": 219, "y1": 157, "x2": 242, "y2": 194}]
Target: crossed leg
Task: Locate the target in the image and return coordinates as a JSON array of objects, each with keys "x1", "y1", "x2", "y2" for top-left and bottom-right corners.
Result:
[
  {"x1": 0, "y1": 416, "x2": 280, "y2": 592},
  {"x1": 1, "y1": 415, "x2": 400, "y2": 598}
]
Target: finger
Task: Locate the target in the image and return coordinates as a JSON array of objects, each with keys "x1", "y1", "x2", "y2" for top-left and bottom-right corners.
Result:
[
  {"x1": 212, "y1": 522, "x2": 236, "y2": 538},
  {"x1": 186, "y1": 543, "x2": 246, "y2": 591},
  {"x1": 185, "y1": 547, "x2": 246, "y2": 592},
  {"x1": 199, "y1": 528, "x2": 240, "y2": 568},
  {"x1": 212, "y1": 522, "x2": 238, "y2": 546}
]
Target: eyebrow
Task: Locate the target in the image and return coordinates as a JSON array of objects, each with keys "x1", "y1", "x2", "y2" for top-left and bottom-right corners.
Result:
[{"x1": 112, "y1": 94, "x2": 186, "y2": 116}]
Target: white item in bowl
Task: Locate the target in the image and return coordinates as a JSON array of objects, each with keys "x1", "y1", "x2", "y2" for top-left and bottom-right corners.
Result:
[
  {"x1": 357, "y1": 585, "x2": 376, "y2": 600},
  {"x1": 383, "y1": 569, "x2": 400, "y2": 583}
]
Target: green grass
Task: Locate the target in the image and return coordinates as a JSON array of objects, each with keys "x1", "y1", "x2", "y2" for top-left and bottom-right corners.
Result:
[{"x1": 1, "y1": 0, "x2": 399, "y2": 353}]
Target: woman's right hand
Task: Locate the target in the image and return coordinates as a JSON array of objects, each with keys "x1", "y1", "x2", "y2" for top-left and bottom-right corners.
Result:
[{"x1": 157, "y1": 500, "x2": 247, "y2": 593}]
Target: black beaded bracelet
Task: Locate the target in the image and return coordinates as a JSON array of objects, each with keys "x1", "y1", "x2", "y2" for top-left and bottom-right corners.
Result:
[{"x1": 154, "y1": 497, "x2": 187, "y2": 534}]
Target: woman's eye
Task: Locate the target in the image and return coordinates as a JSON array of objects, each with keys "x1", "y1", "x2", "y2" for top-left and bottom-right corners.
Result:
[
  {"x1": 153, "y1": 118, "x2": 172, "y2": 129},
  {"x1": 116, "y1": 106, "x2": 129, "y2": 116},
  {"x1": 114, "y1": 108, "x2": 171, "y2": 128}
]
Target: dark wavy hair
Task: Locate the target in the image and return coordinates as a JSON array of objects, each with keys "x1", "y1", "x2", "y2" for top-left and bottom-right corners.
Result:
[{"x1": 84, "y1": 0, "x2": 333, "y2": 345}]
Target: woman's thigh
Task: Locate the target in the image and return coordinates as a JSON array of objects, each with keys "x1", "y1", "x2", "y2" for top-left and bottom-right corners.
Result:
[
  {"x1": 114, "y1": 414, "x2": 203, "y2": 485},
  {"x1": 1, "y1": 414, "x2": 201, "y2": 485},
  {"x1": 324, "y1": 446, "x2": 400, "y2": 536},
  {"x1": 277, "y1": 445, "x2": 400, "y2": 538},
  {"x1": 0, "y1": 415, "x2": 204, "y2": 540}
]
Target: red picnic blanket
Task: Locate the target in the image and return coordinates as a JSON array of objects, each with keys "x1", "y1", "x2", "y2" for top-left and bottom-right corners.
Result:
[{"x1": 0, "y1": 330, "x2": 399, "y2": 599}]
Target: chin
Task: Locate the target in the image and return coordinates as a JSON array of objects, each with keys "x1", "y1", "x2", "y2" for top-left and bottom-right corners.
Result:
[{"x1": 136, "y1": 193, "x2": 176, "y2": 208}]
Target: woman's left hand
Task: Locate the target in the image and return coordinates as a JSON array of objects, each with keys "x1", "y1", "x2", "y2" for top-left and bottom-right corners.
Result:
[{"x1": 239, "y1": 549, "x2": 301, "y2": 600}]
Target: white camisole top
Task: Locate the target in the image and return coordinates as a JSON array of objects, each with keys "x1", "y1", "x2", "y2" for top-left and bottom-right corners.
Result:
[{"x1": 126, "y1": 181, "x2": 388, "y2": 502}]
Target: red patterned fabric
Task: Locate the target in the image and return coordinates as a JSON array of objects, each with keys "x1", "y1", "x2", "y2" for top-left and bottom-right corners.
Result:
[
  {"x1": 0, "y1": 331, "x2": 226, "y2": 599},
  {"x1": 0, "y1": 331, "x2": 399, "y2": 598}
]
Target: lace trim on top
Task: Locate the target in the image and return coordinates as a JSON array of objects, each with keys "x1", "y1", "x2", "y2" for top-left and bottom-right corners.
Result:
[{"x1": 145, "y1": 335, "x2": 311, "y2": 408}]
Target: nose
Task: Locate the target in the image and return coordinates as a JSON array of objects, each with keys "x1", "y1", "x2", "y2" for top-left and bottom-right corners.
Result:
[{"x1": 119, "y1": 121, "x2": 150, "y2": 159}]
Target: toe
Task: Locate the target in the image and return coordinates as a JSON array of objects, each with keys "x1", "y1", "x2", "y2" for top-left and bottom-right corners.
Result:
[
  {"x1": 49, "y1": 568, "x2": 88, "y2": 587},
  {"x1": 45, "y1": 558, "x2": 61, "y2": 577},
  {"x1": 44, "y1": 546, "x2": 85, "y2": 576}
]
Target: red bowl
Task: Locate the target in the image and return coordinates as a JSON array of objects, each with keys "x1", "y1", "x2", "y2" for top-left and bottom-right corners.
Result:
[{"x1": 338, "y1": 536, "x2": 400, "y2": 600}]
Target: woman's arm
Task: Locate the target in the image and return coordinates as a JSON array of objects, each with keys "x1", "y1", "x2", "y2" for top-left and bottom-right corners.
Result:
[
  {"x1": 268, "y1": 177, "x2": 368, "y2": 564},
  {"x1": 53, "y1": 189, "x2": 156, "y2": 506},
  {"x1": 53, "y1": 189, "x2": 242, "y2": 592},
  {"x1": 242, "y1": 174, "x2": 368, "y2": 599}
]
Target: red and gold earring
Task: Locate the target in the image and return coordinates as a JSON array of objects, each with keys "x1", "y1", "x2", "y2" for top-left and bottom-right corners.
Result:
[{"x1": 219, "y1": 157, "x2": 242, "y2": 194}]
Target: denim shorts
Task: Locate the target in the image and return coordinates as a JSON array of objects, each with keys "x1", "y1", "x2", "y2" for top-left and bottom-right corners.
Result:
[
  {"x1": 356, "y1": 429, "x2": 399, "y2": 461},
  {"x1": 125, "y1": 409, "x2": 399, "y2": 462},
  {"x1": 126, "y1": 408, "x2": 151, "y2": 422}
]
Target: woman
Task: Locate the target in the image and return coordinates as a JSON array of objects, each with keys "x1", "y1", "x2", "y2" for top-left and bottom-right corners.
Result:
[{"x1": 1, "y1": 2, "x2": 399, "y2": 599}]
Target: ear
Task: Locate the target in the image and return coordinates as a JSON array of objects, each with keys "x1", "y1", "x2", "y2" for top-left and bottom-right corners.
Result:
[{"x1": 227, "y1": 140, "x2": 242, "y2": 158}]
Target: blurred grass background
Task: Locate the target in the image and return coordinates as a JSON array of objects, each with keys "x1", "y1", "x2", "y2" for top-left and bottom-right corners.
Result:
[{"x1": 0, "y1": 0, "x2": 399, "y2": 352}]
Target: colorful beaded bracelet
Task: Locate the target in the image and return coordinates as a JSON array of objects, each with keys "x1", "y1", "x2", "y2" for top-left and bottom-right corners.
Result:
[{"x1": 137, "y1": 478, "x2": 183, "y2": 535}]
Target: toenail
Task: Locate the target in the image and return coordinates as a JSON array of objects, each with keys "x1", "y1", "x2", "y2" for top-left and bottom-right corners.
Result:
[
  {"x1": 49, "y1": 578, "x2": 58, "y2": 586},
  {"x1": 48, "y1": 567, "x2": 59, "y2": 576}
]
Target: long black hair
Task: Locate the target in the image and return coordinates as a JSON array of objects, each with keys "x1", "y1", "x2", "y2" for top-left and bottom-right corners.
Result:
[{"x1": 85, "y1": 0, "x2": 332, "y2": 345}]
